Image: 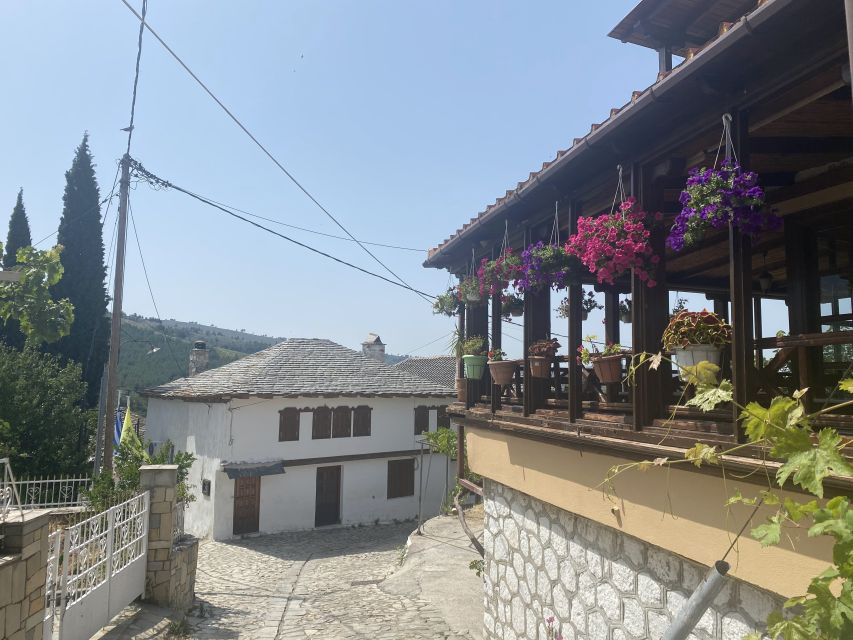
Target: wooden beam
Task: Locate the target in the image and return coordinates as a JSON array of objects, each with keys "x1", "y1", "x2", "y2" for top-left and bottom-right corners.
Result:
[
  {"x1": 491, "y1": 290, "x2": 502, "y2": 414},
  {"x1": 749, "y1": 136, "x2": 853, "y2": 155},
  {"x1": 567, "y1": 201, "x2": 583, "y2": 423},
  {"x1": 604, "y1": 291, "x2": 621, "y2": 403}
]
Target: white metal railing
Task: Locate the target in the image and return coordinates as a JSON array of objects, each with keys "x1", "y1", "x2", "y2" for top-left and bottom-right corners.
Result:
[
  {"x1": 1, "y1": 457, "x2": 24, "y2": 549},
  {"x1": 17, "y1": 475, "x2": 91, "y2": 509},
  {"x1": 172, "y1": 500, "x2": 186, "y2": 544}
]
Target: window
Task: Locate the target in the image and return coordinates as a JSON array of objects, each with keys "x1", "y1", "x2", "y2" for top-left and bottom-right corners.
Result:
[
  {"x1": 436, "y1": 406, "x2": 450, "y2": 429},
  {"x1": 414, "y1": 406, "x2": 429, "y2": 436},
  {"x1": 312, "y1": 406, "x2": 331, "y2": 439},
  {"x1": 332, "y1": 406, "x2": 352, "y2": 438},
  {"x1": 387, "y1": 458, "x2": 415, "y2": 499},
  {"x1": 353, "y1": 405, "x2": 372, "y2": 437},
  {"x1": 278, "y1": 408, "x2": 299, "y2": 441}
]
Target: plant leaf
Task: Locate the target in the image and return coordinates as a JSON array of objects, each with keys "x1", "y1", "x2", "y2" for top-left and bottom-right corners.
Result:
[
  {"x1": 752, "y1": 514, "x2": 782, "y2": 547},
  {"x1": 776, "y1": 429, "x2": 853, "y2": 498},
  {"x1": 839, "y1": 378, "x2": 853, "y2": 393},
  {"x1": 686, "y1": 379, "x2": 733, "y2": 412},
  {"x1": 684, "y1": 442, "x2": 720, "y2": 468}
]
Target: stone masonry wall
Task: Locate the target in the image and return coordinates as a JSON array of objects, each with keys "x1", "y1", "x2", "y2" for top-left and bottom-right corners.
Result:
[
  {"x1": 0, "y1": 511, "x2": 50, "y2": 640},
  {"x1": 482, "y1": 479, "x2": 782, "y2": 640}
]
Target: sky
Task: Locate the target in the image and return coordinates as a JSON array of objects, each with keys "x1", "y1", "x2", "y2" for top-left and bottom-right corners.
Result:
[{"x1": 0, "y1": 1, "x2": 787, "y2": 358}]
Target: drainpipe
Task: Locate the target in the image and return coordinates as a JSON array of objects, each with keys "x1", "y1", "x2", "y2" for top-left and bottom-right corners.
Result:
[
  {"x1": 846, "y1": 0, "x2": 853, "y2": 108},
  {"x1": 662, "y1": 561, "x2": 731, "y2": 640}
]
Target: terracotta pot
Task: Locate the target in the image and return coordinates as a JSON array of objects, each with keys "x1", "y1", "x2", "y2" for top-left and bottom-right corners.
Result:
[
  {"x1": 510, "y1": 309, "x2": 523, "y2": 317},
  {"x1": 488, "y1": 360, "x2": 518, "y2": 385},
  {"x1": 592, "y1": 354, "x2": 623, "y2": 384},
  {"x1": 462, "y1": 355, "x2": 487, "y2": 379},
  {"x1": 673, "y1": 345, "x2": 722, "y2": 381},
  {"x1": 455, "y1": 377, "x2": 467, "y2": 403},
  {"x1": 527, "y1": 356, "x2": 551, "y2": 378},
  {"x1": 619, "y1": 310, "x2": 632, "y2": 324}
]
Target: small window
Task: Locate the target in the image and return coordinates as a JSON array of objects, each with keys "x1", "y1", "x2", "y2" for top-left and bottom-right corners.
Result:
[
  {"x1": 312, "y1": 406, "x2": 331, "y2": 439},
  {"x1": 201, "y1": 479, "x2": 211, "y2": 497},
  {"x1": 414, "y1": 406, "x2": 429, "y2": 435},
  {"x1": 353, "y1": 405, "x2": 372, "y2": 437},
  {"x1": 279, "y1": 408, "x2": 299, "y2": 441},
  {"x1": 332, "y1": 406, "x2": 352, "y2": 438},
  {"x1": 387, "y1": 458, "x2": 415, "y2": 499},
  {"x1": 436, "y1": 405, "x2": 450, "y2": 429}
]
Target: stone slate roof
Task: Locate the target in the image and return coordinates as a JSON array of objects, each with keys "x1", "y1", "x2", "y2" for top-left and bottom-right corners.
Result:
[
  {"x1": 393, "y1": 356, "x2": 456, "y2": 391},
  {"x1": 144, "y1": 338, "x2": 455, "y2": 401}
]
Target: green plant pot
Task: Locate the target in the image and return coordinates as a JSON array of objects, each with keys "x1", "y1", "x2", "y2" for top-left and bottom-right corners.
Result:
[{"x1": 463, "y1": 355, "x2": 487, "y2": 379}]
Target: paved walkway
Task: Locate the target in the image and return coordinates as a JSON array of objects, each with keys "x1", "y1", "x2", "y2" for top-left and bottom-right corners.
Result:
[{"x1": 95, "y1": 514, "x2": 484, "y2": 640}]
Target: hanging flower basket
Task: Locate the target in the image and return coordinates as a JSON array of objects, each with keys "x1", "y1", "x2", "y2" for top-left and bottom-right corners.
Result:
[
  {"x1": 459, "y1": 277, "x2": 483, "y2": 304},
  {"x1": 556, "y1": 290, "x2": 601, "y2": 321},
  {"x1": 432, "y1": 287, "x2": 462, "y2": 317},
  {"x1": 477, "y1": 250, "x2": 524, "y2": 297},
  {"x1": 501, "y1": 293, "x2": 524, "y2": 318},
  {"x1": 517, "y1": 243, "x2": 580, "y2": 293},
  {"x1": 619, "y1": 298, "x2": 632, "y2": 324},
  {"x1": 566, "y1": 197, "x2": 661, "y2": 288},
  {"x1": 667, "y1": 160, "x2": 781, "y2": 251}
]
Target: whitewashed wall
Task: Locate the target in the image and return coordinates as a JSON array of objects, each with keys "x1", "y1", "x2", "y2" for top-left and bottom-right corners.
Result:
[{"x1": 146, "y1": 394, "x2": 454, "y2": 539}]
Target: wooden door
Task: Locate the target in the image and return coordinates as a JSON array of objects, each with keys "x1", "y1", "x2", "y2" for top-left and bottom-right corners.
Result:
[
  {"x1": 233, "y1": 476, "x2": 261, "y2": 535},
  {"x1": 315, "y1": 466, "x2": 341, "y2": 527}
]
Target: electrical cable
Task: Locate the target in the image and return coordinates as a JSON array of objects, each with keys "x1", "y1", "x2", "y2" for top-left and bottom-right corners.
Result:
[
  {"x1": 118, "y1": 0, "x2": 431, "y2": 303},
  {"x1": 125, "y1": 0, "x2": 147, "y2": 154},
  {"x1": 400, "y1": 332, "x2": 454, "y2": 356}
]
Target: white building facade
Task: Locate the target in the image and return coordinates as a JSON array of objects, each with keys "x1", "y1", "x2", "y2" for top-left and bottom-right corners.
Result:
[{"x1": 144, "y1": 338, "x2": 455, "y2": 540}]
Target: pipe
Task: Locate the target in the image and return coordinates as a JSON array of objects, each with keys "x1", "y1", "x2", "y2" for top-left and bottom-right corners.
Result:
[{"x1": 663, "y1": 560, "x2": 731, "y2": 640}]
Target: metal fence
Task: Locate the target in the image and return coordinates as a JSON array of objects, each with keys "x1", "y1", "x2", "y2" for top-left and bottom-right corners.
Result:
[
  {"x1": 16, "y1": 475, "x2": 91, "y2": 509},
  {"x1": 0, "y1": 457, "x2": 24, "y2": 550}
]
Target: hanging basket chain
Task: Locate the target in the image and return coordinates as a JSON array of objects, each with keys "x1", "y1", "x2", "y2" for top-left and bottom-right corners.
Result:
[
  {"x1": 550, "y1": 201, "x2": 560, "y2": 247},
  {"x1": 609, "y1": 164, "x2": 627, "y2": 218}
]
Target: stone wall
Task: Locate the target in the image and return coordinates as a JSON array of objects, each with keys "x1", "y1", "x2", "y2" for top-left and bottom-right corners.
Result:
[
  {"x1": 0, "y1": 511, "x2": 49, "y2": 640},
  {"x1": 482, "y1": 479, "x2": 782, "y2": 640}
]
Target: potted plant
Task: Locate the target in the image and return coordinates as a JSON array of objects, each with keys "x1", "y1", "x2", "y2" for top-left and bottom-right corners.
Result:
[
  {"x1": 449, "y1": 330, "x2": 466, "y2": 402},
  {"x1": 501, "y1": 293, "x2": 524, "y2": 318},
  {"x1": 477, "y1": 249, "x2": 523, "y2": 297},
  {"x1": 459, "y1": 277, "x2": 482, "y2": 304},
  {"x1": 668, "y1": 159, "x2": 781, "y2": 251},
  {"x1": 578, "y1": 336, "x2": 625, "y2": 384},
  {"x1": 461, "y1": 335, "x2": 488, "y2": 379},
  {"x1": 527, "y1": 338, "x2": 560, "y2": 378},
  {"x1": 662, "y1": 310, "x2": 732, "y2": 380},
  {"x1": 619, "y1": 298, "x2": 632, "y2": 324},
  {"x1": 432, "y1": 287, "x2": 462, "y2": 317},
  {"x1": 487, "y1": 349, "x2": 518, "y2": 385},
  {"x1": 555, "y1": 289, "x2": 602, "y2": 320},
  {"x1": 518, "y1": 242, "x2": 580, "y2": 293},
  {"x1": 671, "y1": 296, "x2": 688, "y2": 317},
  {"x1": 566, "y1": 197, "x2": 661, "y2": 288}
]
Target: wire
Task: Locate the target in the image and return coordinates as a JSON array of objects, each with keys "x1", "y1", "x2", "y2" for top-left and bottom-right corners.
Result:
[
  {"x1": 118, "y1": 0, "x2": 431, "y2": 303},
  {"x1": 400, "y1": 332, "x2": 454, "y2": 356},
  {"x1": 125, "y1": 0, "x2": 147, "y2": 154},
  {"x1": 127, "y1": 159, "x2": 437, "y2": 299}
]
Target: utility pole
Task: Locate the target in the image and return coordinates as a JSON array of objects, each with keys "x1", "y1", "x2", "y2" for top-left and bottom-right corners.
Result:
[{"x1": 103, "y1": 154, "x2": 131, "y2": 470}]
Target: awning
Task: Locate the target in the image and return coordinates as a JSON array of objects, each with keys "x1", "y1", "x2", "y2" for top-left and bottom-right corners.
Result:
[{"x1": 221, "y1": 460, "x2": 286, "y2": 479}]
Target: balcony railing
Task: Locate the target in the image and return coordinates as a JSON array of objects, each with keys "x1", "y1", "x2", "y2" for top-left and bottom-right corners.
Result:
[{"x1": 16, "y1": 475, "x2": 91, "y2": 509}]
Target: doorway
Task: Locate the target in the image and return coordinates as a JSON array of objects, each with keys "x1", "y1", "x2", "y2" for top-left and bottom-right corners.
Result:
[
  {"x1": 233, "y1": 476, "x2": 261, "y2": 535},
  {"x1": 315, "y1": 465, "x2": 341, "y2": 527}
]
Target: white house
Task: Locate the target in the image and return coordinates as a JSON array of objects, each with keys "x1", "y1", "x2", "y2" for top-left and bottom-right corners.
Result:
[{"x1": 143, "y1": 337, "x2": 456, "y2": 540}]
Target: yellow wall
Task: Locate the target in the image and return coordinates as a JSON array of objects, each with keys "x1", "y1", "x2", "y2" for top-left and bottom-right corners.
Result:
[{"x1": 467, "y1": 426, "x2": 833, "y2": 598}]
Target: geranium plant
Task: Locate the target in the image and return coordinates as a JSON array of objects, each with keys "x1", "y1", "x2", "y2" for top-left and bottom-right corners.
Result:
[
  {"x1": 566, "y1": 197, "x2": 661, "y2": 287},
  {"x1": 661, "y1": 310, "x2": 732, "y2": 351},
  {"x1": 528, "y1": 338, "x2": 560, "y2": 359},
  {"x1": 668, "y1": 159, "x2": 781, "y2": 251},
  {"x1": 578, "y1": 335, "x2": 623, "y2": 365},
  {"x1": 501, "y1": 293, "x2": 524, "y2": 318},
  {"x1": 477, "y1": 250, "x2": 523, "y2": 296},
  {"x1": 487, "y1": 349, "x2": 506, "y2": 361},
  {"x1": 432, "y1": 287, "x2": 462, "y2": 317},
  {"x1": 517, "y1": 242, "x2": 579, "y2": 293}
]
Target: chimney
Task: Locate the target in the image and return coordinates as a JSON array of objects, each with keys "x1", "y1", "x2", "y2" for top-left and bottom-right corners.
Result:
[
  {"x1": 361, "y1": 333, "x2": 386, "y2": 362},
  {"x1": 189, "y1": 340, "x2": 209, "y2": 377}
]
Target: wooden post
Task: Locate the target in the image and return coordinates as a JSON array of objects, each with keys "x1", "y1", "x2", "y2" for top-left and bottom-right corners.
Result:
[
  {"x1": 456, "y1": 424, "x2": 465, "y2": 480},
  {"x1": 753, "y1": 296, "x2": 763, "y2": 370},
  {"x1": 567, "y1": 201, "x2": 583, "y2": 422},
  {"x1": 491, "y1": 291, "x2": 502, "y2": 413},
  {"x1": 604, "y1": 290, "x2": 621, "y2": 402},
  {"x1": 466, "y1": 296, "x2": 489, "y2": 408}
]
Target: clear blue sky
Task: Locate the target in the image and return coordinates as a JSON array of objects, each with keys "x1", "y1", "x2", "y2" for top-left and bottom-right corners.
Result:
[{"x1": 4, "y1": 1, "x2": 773, "y2": 358}]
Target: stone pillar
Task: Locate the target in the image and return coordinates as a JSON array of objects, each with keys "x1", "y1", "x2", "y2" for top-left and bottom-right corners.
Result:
[
  {"x1": 1, "y1": 511, "x2": 50, "y2": 640},
  {"x1": 139, "y1": 464, "x2": 198, "y2": 612}
]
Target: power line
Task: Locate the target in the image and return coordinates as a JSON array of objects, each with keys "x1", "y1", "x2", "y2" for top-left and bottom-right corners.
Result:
[
  {"x1": 118, "y1": 0, "x2": 431, "y2": 303},
  {"x1": 400, "y1": 332, "x2": 454, "y2": 356},
  {"x1": 124, "y1": 0, "x2": 147, "y2": 154},
  {"x1": 127, "y1": 159, "x2": 437, "y2": 300}
]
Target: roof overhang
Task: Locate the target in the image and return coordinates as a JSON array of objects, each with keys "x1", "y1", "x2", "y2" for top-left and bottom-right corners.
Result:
[{"x1": 222, "y1": 460, "x2": 286, "y2": 479}]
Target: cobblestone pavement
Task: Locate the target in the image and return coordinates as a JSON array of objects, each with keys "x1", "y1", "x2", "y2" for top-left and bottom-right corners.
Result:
[{"x1": 187, "y1": 522, "x2": 476, "y2": 640}]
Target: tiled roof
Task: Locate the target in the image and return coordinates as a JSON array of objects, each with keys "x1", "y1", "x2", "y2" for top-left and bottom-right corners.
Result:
[
  {"x1": 425, "y1": 0, "x2": 772, "y2": 263},
  {"x1": 393, "y1": 356, "x2": 457, "y2": 390},
  {"x1": 144, "y1": 338, "x2": 455, "y2": 400}
]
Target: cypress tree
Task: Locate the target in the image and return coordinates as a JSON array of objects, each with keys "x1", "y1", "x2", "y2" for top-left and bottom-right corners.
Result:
[
  {"x1": 0, "y1": 189, "x2": 33, "y2": 348},
  {"x1": 3, "y1": 189, "x2": 32, "y2": 268},
  {"x1": 51, "y1": 134, "x2": 109, "y2": 406}
]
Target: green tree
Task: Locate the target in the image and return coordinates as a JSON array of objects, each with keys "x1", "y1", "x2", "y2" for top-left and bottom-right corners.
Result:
[
  {"x1": 0, "y1": 344, "x2": 93, "y2": 476},
  {"x1": 0, "y1": 189, "x2": 33, "y2": 348},
  {"x1": 50, "y1": 134, "x2": 109, "y2": 406}
]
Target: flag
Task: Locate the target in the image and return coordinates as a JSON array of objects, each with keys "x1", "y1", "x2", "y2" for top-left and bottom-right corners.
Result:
[
  {"x1": 120, "y1": 399, "x2": 145, "y2": 456},
  {"x1": 113, "y1": 406, "x2": 123, "y2": 447}
]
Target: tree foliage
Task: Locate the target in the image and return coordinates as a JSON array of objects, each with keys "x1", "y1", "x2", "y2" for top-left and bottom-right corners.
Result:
[
  {"x1": 50, "y1": 134, "x2": 109, "y2": 406},
  {"x1": 0, "y1": 343, "x2": 93, "y2": 476}
]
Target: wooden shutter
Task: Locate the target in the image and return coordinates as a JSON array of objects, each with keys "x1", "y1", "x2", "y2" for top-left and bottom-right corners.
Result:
[
  {"x1": 436, "y1": 405, "x2": 450, "y2": 429},
  {"x1": 387, "y1": 458, "x2": 415, "y2": 498},
  {"x1": 414, "y1": 406, "x2": 429, "y2": 435},
  {"x1": 332, "y1": 406, "x2": 352, "y2": 438},
  {"x1": 353, "y1": 405, "x2": 372, "y2": 437},
  {"x1": 278, "y1": 408, "x2": 299, "y2": 441},
  {"x1": 312, "y1": 406, "x2": 331, "y2": 439}
]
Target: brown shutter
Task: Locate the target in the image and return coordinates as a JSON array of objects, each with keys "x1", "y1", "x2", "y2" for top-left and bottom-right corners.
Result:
[
  {"x1": 353, "y1": 405, "x2": 372, "y2": 437},
  {"x1": 436, "y1": 405, "x2": 450, "y2": 429},
  {"x1": 387, "y1": 458, "x2": 415, "y2": 498},
  {"x1": 312, "y1": 406, "x2": 331, "y2": 439},
  {"x1": 414, "y1": 406, "x2": 429, "y2": 435},
  {"x1": 332, "y1": 406, "x2": 352, "y2": 438},
  {"x1": 278, "y1": 408, "x2": 299, "y2": 441}
]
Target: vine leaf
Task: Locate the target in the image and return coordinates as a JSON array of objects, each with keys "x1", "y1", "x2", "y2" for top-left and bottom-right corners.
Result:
[
  {"x1": 649, "y1": 352, "x2": 662, "y2": 371},
  {"x1": 839, "y1": 378, "x2": 853, "y2": 393},
  {"x1": 752, "y1": 513, "x2": 783, "y2": 547},
  {"x1": 776, "y1": 429, "x2": 853, "y2": 498},
  {"x1": 684, "y1": 443, "x2": 720, "y2": 467},
  {"x1": 686, "y1": 380, "x2": 733, "y2": 412}
]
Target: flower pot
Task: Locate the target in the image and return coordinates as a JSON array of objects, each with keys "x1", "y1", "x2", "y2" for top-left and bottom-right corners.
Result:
[
  {"x1": 455, "y1": 377, "x2": 467, "y2": 403},
  {"x1": 510, "y1": 309, "x2": 523, "y2": 317},
  {"x1": 488, "y1": 360, "x2": 518, "y2": 385},
  {"x1": 619, "y1": 310, "x2": 632, "y2": 324},
  {"x1": 527, "y1": 356, "x2": 551, "y2": 378},
  {"x1": 462, "y1": 355, "x2": 487, "y2": 379},
  {"x1": 465, "y1": 292, "x2": 482, "y2": 303},
  {"x1": 581, "y1": 310, "x2": 589, "y2": 321},
  {"x1": 592, "y1": 354, "x2": 623, "y2": 384},
  {"x1": 673, "y1": 345, "x2": 722, "y2": 381}
]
